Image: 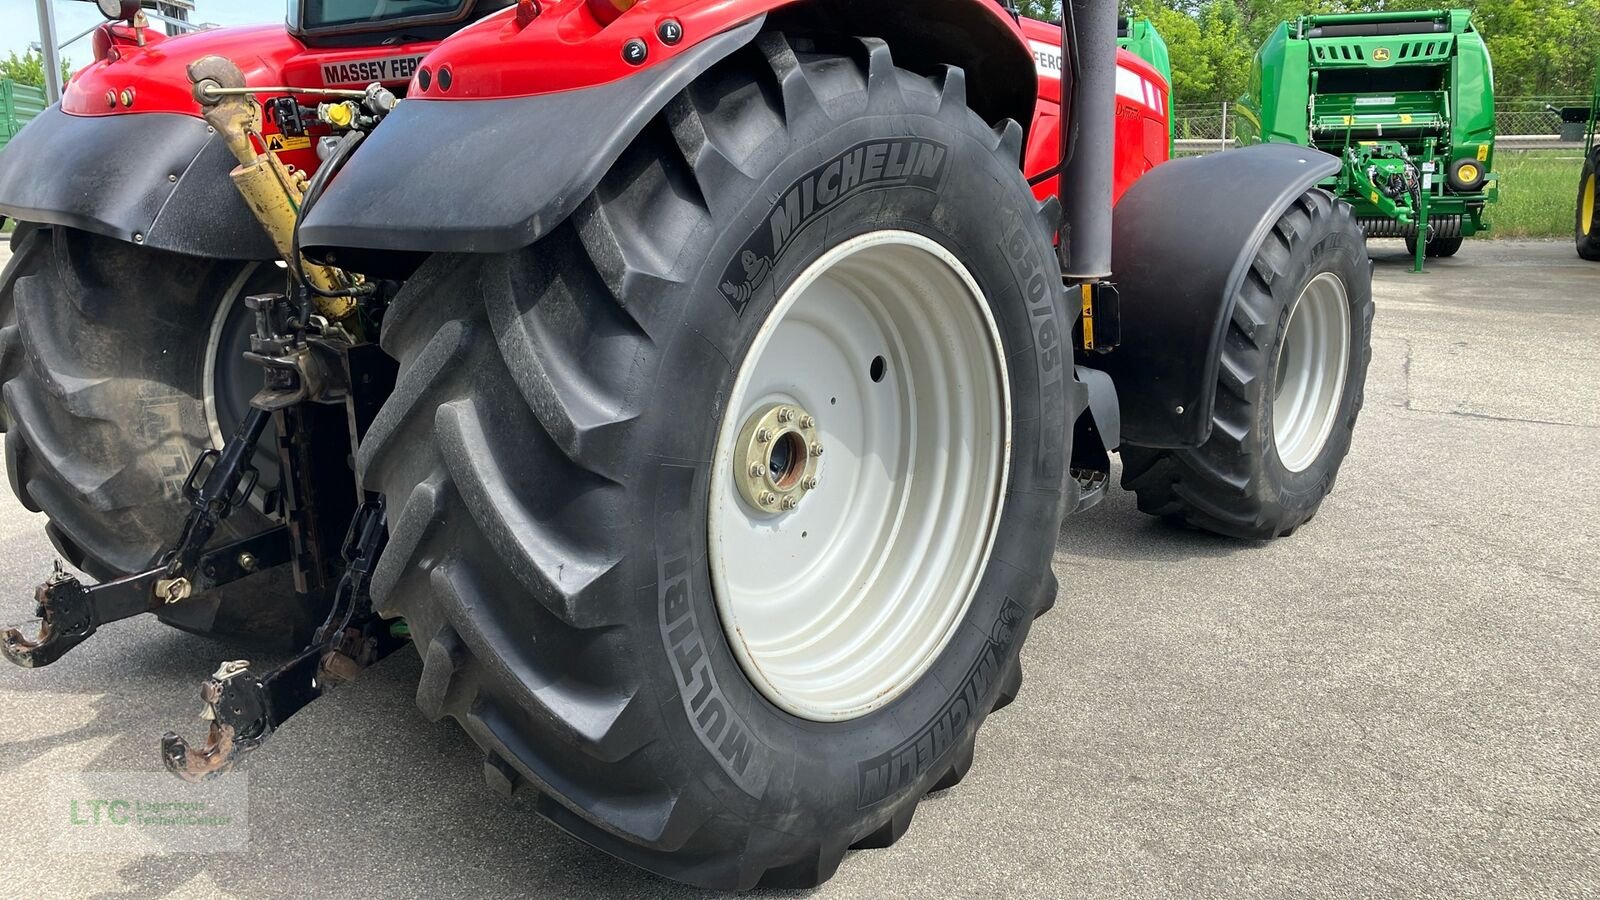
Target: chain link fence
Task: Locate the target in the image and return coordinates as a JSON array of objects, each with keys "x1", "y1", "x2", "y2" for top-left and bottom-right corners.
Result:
[
  {"x1": 1171, "y1": 104, "x2": 1234, "y2": 145},
  {"x1": 1493, "y1": 96, "x2": 1592, "y2": 138},
  {"x1": 1171, "y1": 96, "x2": 1593, "y2": 155}
]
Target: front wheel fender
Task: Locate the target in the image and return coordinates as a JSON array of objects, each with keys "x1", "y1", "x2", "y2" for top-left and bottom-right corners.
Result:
[
  {"x1": 0, "y1": 107, "x2": 277, "y2": 261},
  {"x1": 1099, "y1": 143, "x2": 1342, "y2": 449}
]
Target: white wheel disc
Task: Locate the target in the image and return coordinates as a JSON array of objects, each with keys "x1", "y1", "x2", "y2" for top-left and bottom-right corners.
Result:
[
  {"x1": 1272, "y1": 271, "x2": 1351, "y2": 473},
  {"x1": 709, "y1": 231, "x2": 1011, "y2": 722}
]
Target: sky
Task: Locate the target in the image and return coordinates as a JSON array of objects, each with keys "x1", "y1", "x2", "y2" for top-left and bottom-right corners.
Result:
[{"x1": 1, "y1": 0, "x2": 280, "y2": 63}]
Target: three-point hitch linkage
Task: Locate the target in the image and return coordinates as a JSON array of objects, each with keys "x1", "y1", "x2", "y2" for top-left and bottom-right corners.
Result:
[
  {"x1": 1, "y1": 57, "x2": 404, "y2": 780},
  {"x1": 1, "y1": 403, "x2": 286, "y2": 669},
  {"x1": 3, "y1": 288, "x2": 401, "y2": 779}
]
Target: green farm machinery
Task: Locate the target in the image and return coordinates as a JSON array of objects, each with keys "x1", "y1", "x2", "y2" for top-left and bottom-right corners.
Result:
[
  {"x1": 1119, "y1": 15, "x2": 1173, "y2": 152},
  {"x1": 1573, "y1": 60, "x2": 1599, "y2": 260},
  {"x1": 1237, "y1": 9, "x2": 1498, "y2": 270},
  {"x1": 1119, "y1": 16, "x2": 1172, "y2": 91}
]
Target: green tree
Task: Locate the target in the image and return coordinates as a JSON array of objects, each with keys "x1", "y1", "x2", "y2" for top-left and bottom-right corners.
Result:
[
  {"x1": 0, "y1": 50, "x2": 72, "y2": 89},
  {"x1": 1461, "y1": 0, "x2": 1600, "y2": 97},
  {"x1": 1014, "y1": 1, "x2": 1063, "y2": 20}
]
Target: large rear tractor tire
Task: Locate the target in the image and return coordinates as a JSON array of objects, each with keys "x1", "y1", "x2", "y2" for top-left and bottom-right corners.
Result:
[
  {"x1": 1121, "y1": 189, "x2": 1372, "y2": 540},
  {"x1": 1578, "y1": 151, "x2": 1600, "y2": 261},
  {"x1": 0, "y1": 223, "x2": 321, "y2": 645},
  {"x1": 360, "y1": 34, "x2": 1070, "y2": 890}
]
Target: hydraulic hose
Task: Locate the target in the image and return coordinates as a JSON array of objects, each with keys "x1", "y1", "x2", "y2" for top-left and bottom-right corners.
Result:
[{"x1": 291, "y1": 130, "x2": 372, "y2": 303}]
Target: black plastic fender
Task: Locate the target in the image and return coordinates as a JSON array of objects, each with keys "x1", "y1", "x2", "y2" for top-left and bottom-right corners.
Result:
[
  {"x1": 0, "y1": 107, "x2": 277, "y2": 260},
  {"x1": 1099, "y1": 143, "x2": 1341, "y2": 449},
  {"x1": 1075, "y1": 365, "x2": 1121, "y2": 452},
  {"x1": 299, "y1": 16, "x2": 766, "y2": 257}
]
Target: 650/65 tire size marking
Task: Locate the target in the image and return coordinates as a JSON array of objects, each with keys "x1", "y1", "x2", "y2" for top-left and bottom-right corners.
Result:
[
  {"x1": 657, "y1": 465, "x2": 774, "y2": 798},
  {"x1": 1000, "y1": 204, "x2": 1067, "y2": 483}
]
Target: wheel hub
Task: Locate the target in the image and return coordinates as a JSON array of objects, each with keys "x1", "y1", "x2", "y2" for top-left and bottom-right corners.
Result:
[{"x1": 734, "y1": 404, "x2": 822, "y2": 514}]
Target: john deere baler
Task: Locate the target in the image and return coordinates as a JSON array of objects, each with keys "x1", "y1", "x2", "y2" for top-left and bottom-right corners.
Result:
[{"x1": 1237, "y1": 9, "x2": 1498, "y2": 264}]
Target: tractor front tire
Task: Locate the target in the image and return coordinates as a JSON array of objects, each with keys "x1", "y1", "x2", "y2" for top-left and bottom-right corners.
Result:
[
  {"x1": 1122, "y1": 189, "x2": 1372, "y2": 540},
  {"x1": 0, "y1": 223, "x2": 320, "y2": 645},
  {"x1": 360, "y1": 34, "x2": 1069, "y2": 890},
  {"x1": 1578, "y1": 151, "x2": 1600, "y2": 261}
]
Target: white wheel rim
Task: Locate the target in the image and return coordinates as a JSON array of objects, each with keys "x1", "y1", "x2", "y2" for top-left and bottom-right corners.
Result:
[
  {"x1": 1272, "y1": 271, "x2": 1351, "y2": 473},
  {"x1": 202, "y1": 263, "x2": 263, "y2": 452},
  {"x1": 708, "y1": 231, "x2": 1011, "y2": 722}
]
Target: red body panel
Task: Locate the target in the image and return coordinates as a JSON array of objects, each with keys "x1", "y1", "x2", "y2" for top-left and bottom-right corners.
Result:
[
  {"x1": 65, "y1": 25, "x2": 304, "y2": 119},
  {"x1": 64, "y1": 26, "x2": 443, "y2": 117},
  {"x1": 62, "y1": 23, "x2": 444, "y2": 171},
  {"x1": 57, "y1": 3, "x2": 1165, "y2": 198},
  {"x1": 401, "y1": 0, "x2": 1026, "y2": 100},
  {"x1": 1016, "y1": 17, "x2": 1170, "y2": 206}
]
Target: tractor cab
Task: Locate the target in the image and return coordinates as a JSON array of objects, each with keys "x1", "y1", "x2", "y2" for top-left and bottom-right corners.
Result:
[{"x1": 288, "y1": 0, "x2": 513, "y2": 45}]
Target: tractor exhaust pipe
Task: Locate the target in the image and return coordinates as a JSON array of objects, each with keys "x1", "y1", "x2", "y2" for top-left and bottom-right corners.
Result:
[{"x1": 1059, "y1": 0, "x2": 1118, "y2": 281}]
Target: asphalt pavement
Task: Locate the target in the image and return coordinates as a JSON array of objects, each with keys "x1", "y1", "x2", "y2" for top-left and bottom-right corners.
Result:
[{"x1": 0, "y1": 239, "x2": 1595, "y2": 899}]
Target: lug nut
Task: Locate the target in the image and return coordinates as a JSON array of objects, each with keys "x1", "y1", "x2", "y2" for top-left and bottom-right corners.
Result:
[
  {"x1": 810, "y1": 443, "x2": 824, "y2": 457},
  {"x1": 777, "y1": 408, "x2": 794, "y2": 423},
  {"x1": 803, "y1": 477, "x2": 820, "y2": 491},
  {"x1": 781, "y1": 497, "x2": 799, "y2": 511},
  {"x1": 759, "y1": 492, "x2": 777, "y2": 507},
  {"x1": 749, "y1": 463, "x2": 764, "y2": 478},
  {"x1": 756, "y1": 428, "x2": 772, "y2": 443},
  {"x1": 799, "y1": 416, "x2": 815, "y2": 429}
]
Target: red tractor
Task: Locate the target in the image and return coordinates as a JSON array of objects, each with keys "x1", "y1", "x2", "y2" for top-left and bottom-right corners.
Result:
[{"x1": 0, "y1": 0, "x2": 1370, "y2": 889}]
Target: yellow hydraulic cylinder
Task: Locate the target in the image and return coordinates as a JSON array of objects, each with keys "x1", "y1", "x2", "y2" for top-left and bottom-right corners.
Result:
[{"x1": 188, "y1": 55, "x2": 358, "y2": 324}]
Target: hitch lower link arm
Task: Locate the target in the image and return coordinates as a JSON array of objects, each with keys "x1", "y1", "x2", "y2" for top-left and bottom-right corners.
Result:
[
  {"x1": 0, "y1": 409, "x2": 287, "y2": 668},
  {"x1": 161, "y1": 497, "x2": 401, "y2": 782}
]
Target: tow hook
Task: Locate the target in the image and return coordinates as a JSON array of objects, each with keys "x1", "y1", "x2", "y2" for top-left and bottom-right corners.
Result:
[
  {"x1": 0, "y1": 564, "x2": 97, "y2": 669},
  {"x1": 0, "y1": 529, "x2": 289, "y2": 668},
  {"x1": 162, "y1": 498, "x2": 403, "y2": 782}
]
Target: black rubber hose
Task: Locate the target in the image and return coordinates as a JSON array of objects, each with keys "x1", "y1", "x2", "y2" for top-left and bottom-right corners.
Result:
[{"x1": 290, "y1": 130, "x2": 372, "y2": 304}]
